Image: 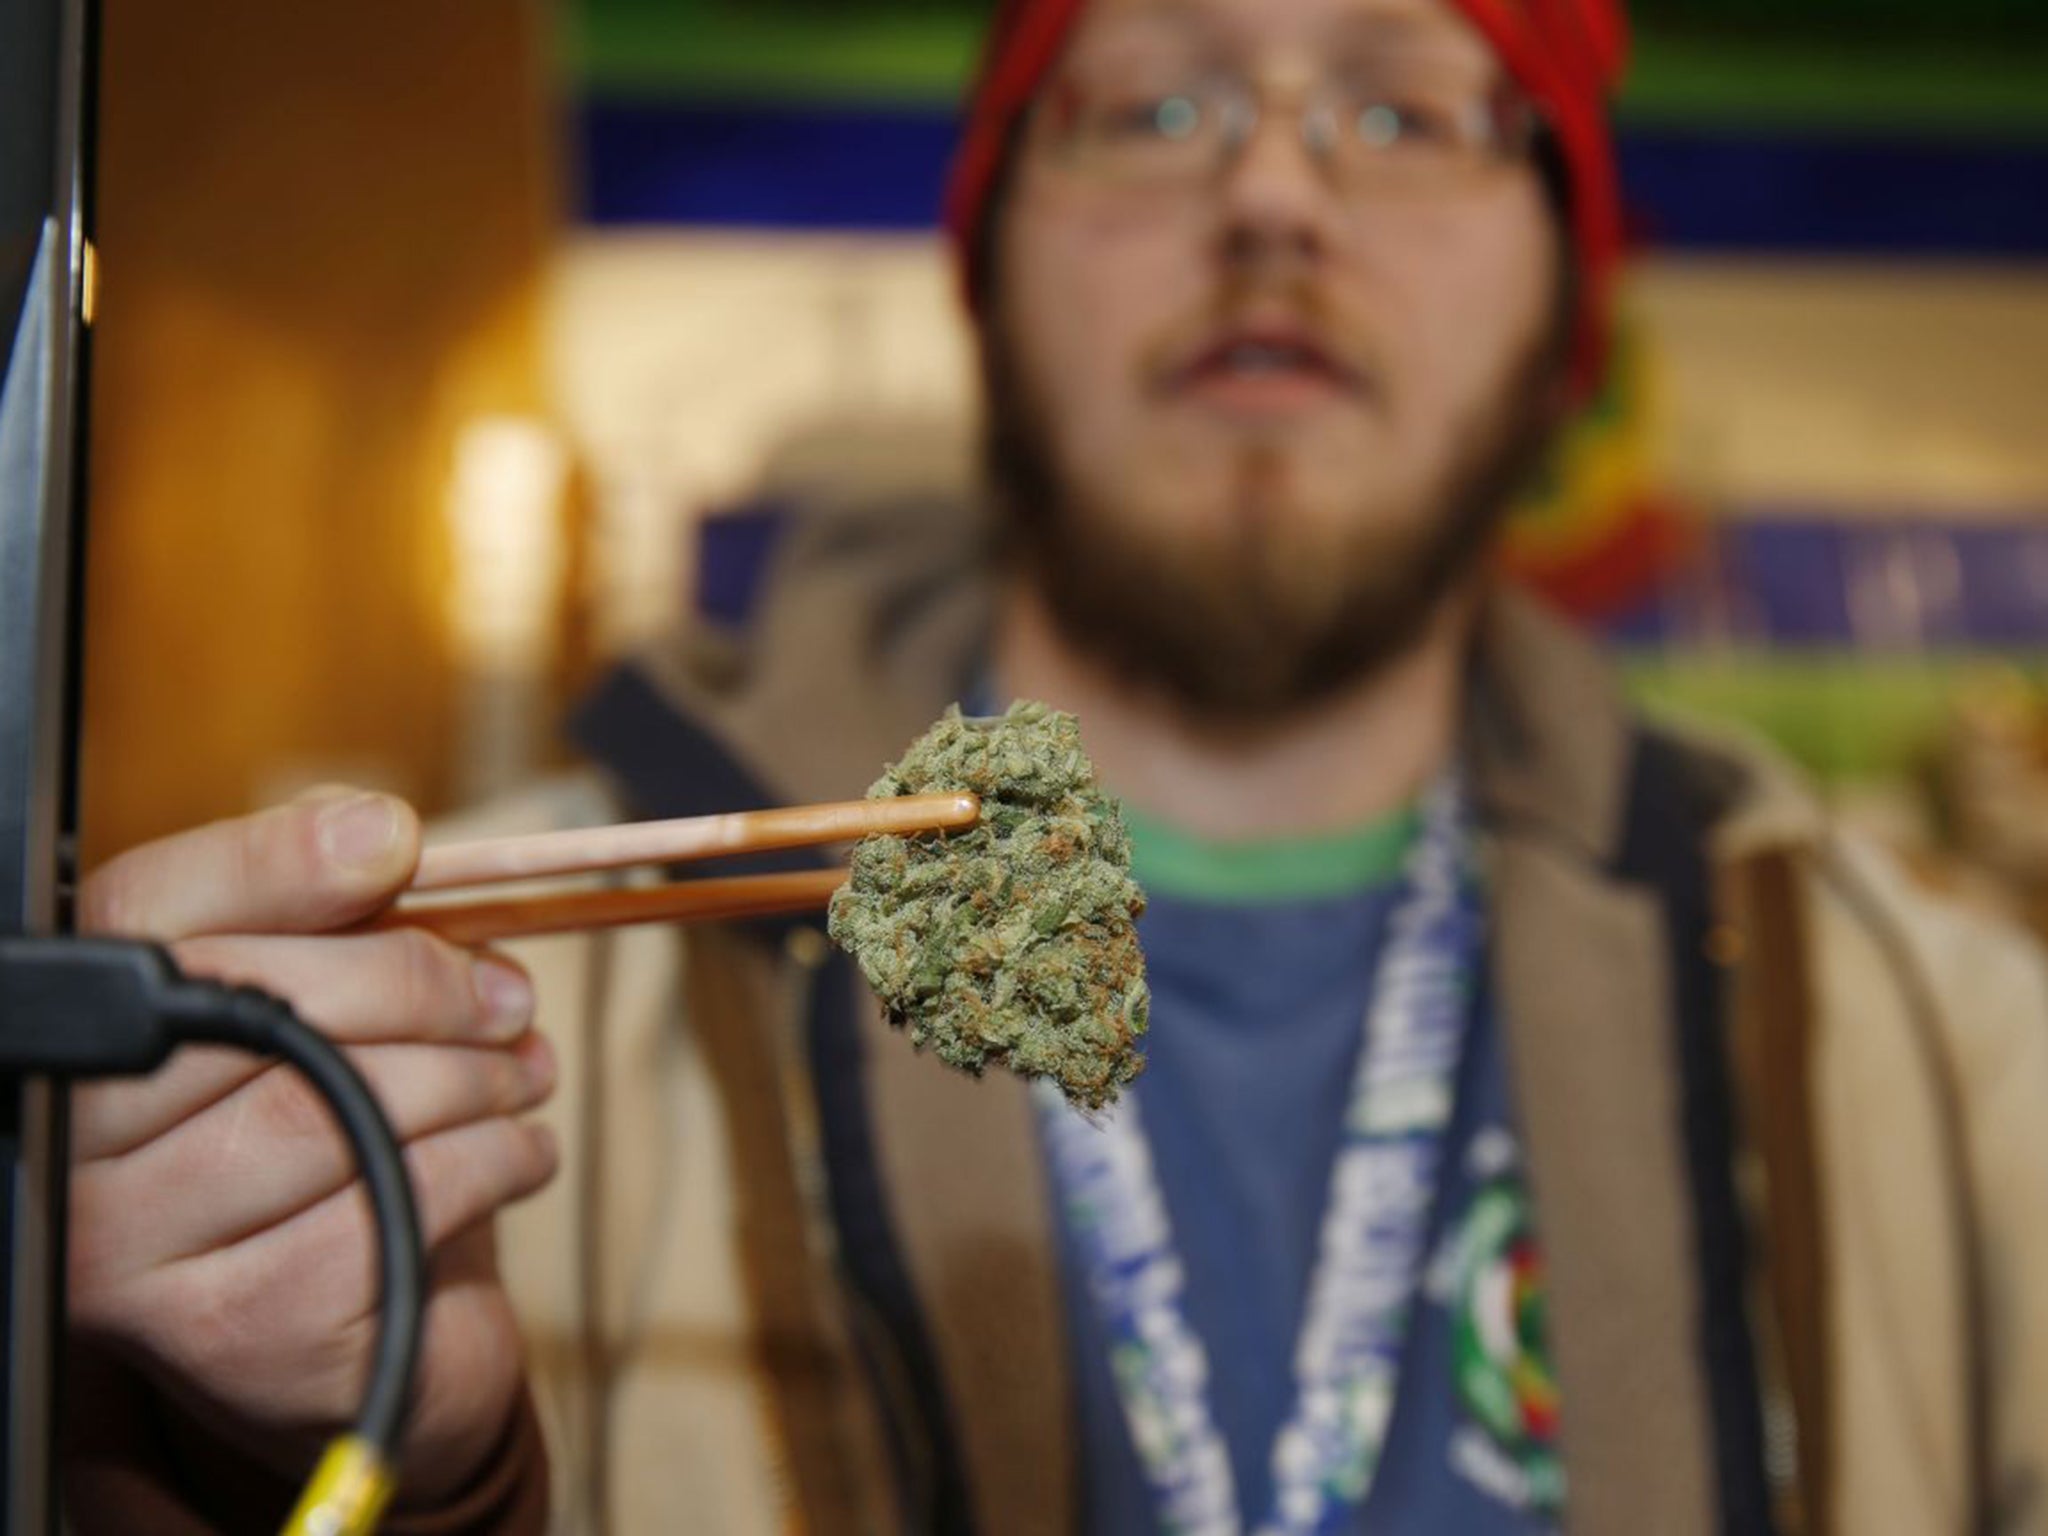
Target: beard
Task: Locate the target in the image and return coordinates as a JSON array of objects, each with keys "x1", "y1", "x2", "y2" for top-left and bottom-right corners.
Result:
[{"x1": 981, "y1": 302, "x2": 1568, "y2": 727}]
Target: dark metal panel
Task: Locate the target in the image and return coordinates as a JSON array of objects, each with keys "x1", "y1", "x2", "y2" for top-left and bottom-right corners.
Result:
[{"x1": 0, "y1": 0, "x2": 97, "y2": 1528}]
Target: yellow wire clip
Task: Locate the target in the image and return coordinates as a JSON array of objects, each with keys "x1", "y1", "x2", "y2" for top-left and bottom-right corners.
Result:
[{"x1": 280, "y1": 1436, "x2": 397, "y2": 1536}]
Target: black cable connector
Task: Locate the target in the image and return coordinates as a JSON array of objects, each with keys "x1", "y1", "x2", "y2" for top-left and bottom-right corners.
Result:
[
  {"x1": 0, "y1": 935, "x2": 423, "y2": 1533},
  {"x1": 0, "y1": 937, "x2": 186, "y2": 1074}
]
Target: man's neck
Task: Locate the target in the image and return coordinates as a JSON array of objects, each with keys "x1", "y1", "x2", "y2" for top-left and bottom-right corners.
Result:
[{"x1": 993, "y1": 582, "x2": 1473, "y2": 843}]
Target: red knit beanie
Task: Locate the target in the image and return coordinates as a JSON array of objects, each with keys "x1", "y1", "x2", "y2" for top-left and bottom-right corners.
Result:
[{"x1": 942, "y1": 0, "x2": 1629, "y2": 397}]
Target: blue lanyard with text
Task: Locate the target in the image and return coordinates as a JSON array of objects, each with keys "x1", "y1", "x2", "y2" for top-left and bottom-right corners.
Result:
[{"x1": 1036, "y1": 775, "x2": 1483, "y2": 1536}]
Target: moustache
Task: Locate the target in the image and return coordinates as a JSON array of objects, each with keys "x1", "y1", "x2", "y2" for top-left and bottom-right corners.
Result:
[{"x1": 1139, "y1": 280, "x2": 1388, "y2": 405}]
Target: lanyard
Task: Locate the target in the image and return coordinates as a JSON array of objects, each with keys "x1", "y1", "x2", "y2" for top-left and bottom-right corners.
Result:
[{"x1": 1037, "y1": 776, "x2": 1483, "y2": 1536}]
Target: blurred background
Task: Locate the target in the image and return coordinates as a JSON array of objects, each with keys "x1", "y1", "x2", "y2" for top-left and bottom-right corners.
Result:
[{"x1": 79, "y1": 1, "x2": 2048, "y2": 925}]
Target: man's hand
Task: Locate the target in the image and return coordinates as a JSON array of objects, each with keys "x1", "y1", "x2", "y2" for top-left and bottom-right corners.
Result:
[{"x1": 68, "y1": 788, "x2": 560, "y2": 1508}]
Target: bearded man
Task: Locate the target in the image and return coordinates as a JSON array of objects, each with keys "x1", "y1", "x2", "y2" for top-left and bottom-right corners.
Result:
[{"x1": 62, "y1": 0, "x2": 2048, "y2": 1532}]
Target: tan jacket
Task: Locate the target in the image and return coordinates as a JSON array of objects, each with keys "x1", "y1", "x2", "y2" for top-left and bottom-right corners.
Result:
[
  {"x1": 479, "y1": 466, "x2": 2048, "y2": 1536},
  {"x1": 66, "y1": 448, "x2": 2048, "y2": 1534}
]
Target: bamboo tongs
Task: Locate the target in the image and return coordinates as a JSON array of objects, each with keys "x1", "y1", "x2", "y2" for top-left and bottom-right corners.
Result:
[{"x1": 369, "y1": 793, "x2": 982, "y2": 946}]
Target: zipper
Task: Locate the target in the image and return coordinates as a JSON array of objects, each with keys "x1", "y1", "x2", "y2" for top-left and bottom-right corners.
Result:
[{"x1": 1716, "y1": 853, "x2": 1822, "y2": 1536}]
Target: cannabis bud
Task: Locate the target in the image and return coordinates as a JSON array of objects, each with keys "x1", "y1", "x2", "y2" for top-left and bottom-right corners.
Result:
[{"x1": 828, "y1": 701, "x2": 1150, "y2": 1111}]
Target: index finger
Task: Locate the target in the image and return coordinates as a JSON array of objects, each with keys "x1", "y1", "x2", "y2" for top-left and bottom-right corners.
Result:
[{"x1": 79, "y1": 791, "x2": 421, "y2": 941}]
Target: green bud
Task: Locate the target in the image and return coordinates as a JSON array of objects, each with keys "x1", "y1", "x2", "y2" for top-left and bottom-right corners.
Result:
[{"x1": 827, "y1": 701, "x2": 1150, "y2": 1110}]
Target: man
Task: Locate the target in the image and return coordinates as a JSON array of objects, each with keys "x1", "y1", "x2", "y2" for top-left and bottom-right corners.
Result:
[{"x1": 62, "y1": 0, "x2": 2048, "y2": 1531}]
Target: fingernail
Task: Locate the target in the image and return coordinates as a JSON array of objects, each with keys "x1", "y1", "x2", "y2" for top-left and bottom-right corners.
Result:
[
  {"x1": 318, "y1": 794, "x2": 403, "y2": 873},
  {"x1": 528, "y1": 1122, "x2": 561, "y2": 1176},
  {"x1": 520, "y1": 1031, "x2": 558, "y2": 1095},
  {"x1": 473, "y1": 959, "x2": 535, "y2": 1040}
]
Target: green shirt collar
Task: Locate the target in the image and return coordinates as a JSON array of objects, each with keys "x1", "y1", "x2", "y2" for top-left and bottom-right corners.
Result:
[{"x1": 1123, "y1": 801, "x2": 1419, "y2": 904}]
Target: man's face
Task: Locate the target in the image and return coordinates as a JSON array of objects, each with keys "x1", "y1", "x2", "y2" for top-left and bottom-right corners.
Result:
[{"x1": 988, "y1": 0, "x2": 1568, "y2": 719}]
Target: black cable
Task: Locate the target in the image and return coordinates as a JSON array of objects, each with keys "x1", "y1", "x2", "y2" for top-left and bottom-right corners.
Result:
[
  {"x1": 0, "y1": 936, "x2": 424, "y2": 1530},
  {"x1": 158, "y1": 978, "x2": 425, "y2": 1457}
]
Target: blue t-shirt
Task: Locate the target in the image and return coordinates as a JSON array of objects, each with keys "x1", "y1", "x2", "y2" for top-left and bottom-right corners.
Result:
[{"x1": 1048, "y1": 808, "x2": 1563, "y2": 1534}]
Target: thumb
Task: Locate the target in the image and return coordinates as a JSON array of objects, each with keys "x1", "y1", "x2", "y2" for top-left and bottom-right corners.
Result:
[{"x1": 80, "y1": 789, "x2": 421, "y2": 941}]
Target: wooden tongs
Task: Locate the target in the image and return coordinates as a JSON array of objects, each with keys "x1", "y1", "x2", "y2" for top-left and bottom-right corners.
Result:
[{"x1": 368, "y1": 793, "x2": 982, "y2": 946}]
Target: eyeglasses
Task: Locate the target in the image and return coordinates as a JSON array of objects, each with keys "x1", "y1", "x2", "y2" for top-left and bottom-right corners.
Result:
[{"x1": 1033, "y1": 64, "x2": 1539, "y2": 198}]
